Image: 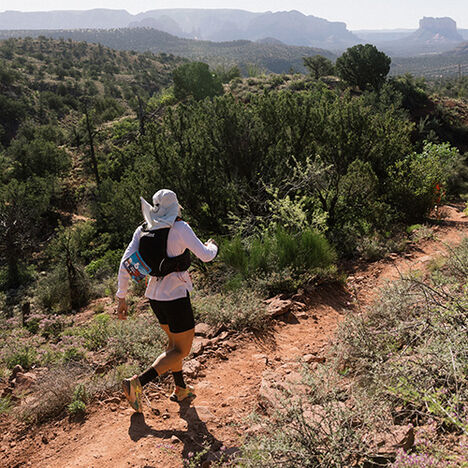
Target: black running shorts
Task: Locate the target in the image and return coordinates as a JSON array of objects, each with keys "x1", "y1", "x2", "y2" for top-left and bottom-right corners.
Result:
[{"x1": 149, "y1": 294, "x2": 195, "y2": 334}]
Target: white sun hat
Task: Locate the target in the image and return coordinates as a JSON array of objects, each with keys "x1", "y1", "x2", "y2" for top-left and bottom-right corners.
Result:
[{"x1": 140, "y1": 189, "x2": 181, "y2": 231}]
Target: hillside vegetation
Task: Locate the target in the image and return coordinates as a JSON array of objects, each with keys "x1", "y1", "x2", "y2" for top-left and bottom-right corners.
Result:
[
  {"x1": 0, "y1": 37, "x2": 467, "y2": 467},
  {"x1": 0, "y1": 28, "x2": 335, "y2": 74},
  {"x1": 0, "y1": 36, "x2": 183, "y2": 146}
]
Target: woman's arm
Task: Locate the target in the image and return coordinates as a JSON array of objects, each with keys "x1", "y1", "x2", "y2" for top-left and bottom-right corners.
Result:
[
  {"x1": 116, "y1": 226, "x2": 142, "y2": 299},
  {"x1": 178, "y1": 222, "x2": 218, "y2": 262}
]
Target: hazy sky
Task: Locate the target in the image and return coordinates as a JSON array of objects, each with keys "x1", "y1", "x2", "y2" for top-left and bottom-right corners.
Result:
[{"x1": 0, "y1": 0, "x2": 467, "y2": 30}]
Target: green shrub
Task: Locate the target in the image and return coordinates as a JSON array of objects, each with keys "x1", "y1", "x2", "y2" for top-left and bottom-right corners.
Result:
[
  {"x1": 62, "y1": 347, "x2": 85, "y2": 363},
  {"x1": 388, "y1": 142, "x2": 460, "y2": 221},
  {"x1": 67, "y1": 383, "x2": 88, "y2": 415},
  {"x1": 220, "y1": 237, "x2": 248, "y2": 276},
  {"x1": 356, "y1": 235, "x2": 389, "y2": 261},
  {"x1": 37, "y1": 264, "x2": 91, "y2": 313},
  {"x1": 37, "y1": 266, "x2": 70, "y2": 312},
  {"x1": 173, "y1": 62, "x2": 223, "y2": 101},
  {"x1": 78, "y1": 313, "x2": 111, "y2": 351},
  {"x1": 336, "y1": 44, "x2": 391, "y2": 91},
  {"x1": 67, "y1": 399, "x2": 86, "y2": 415},
  {"x1": 3, "y1": 344, "x2": 37, "y2": 370},
  {"x1": 85, "y1": 249, "x2": 122, "y2": 280},
  {"x1": 220, "y1": 228, "x2": 336, "y2": 279},
  {"x1": 105, "y1": 314, "x2": 165, "y2": 365},
  {"x1": 43, "y1": 223, "x2": 94, "y2": 311}
]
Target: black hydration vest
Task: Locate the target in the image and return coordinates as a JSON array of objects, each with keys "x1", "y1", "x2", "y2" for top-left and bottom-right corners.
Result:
[{"x1": 138, "y1": 222, "x2": 191, "y2": 277}]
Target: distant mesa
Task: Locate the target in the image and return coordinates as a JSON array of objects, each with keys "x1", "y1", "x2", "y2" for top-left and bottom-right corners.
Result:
[
  {"x1": 243, "y1": 9, "x2": 359, "y2": 48},
  {"x1": 414, "y1": 17, "x2": 464, "y2": 43},
  {"x1": 369, "y1": 16, "x2": 466, "y2": 57},
  {"x1": 128, "y1": 9, "x2": 360, "y2": 47}
]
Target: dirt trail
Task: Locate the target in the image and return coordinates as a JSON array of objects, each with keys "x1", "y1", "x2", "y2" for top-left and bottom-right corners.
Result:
[{"x1": 2, "y1": 206, "x2": 468, "y2": 468}]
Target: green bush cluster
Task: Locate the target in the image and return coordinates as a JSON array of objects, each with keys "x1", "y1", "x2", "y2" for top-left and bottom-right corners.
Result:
[
  {"x1": 388, "y1": 142, "x2": 460, "y2": 221},
  {"x1": 221, "y1": 228, "x2": 336, "y2": 278}
]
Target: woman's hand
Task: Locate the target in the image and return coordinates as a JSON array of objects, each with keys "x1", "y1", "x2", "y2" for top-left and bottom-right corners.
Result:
[
  {"x1": 117, "y1": 297, "x2": 128, "y2": 320},
  {"x1": 206, "y1": 238, "x2": 218, "y2": 249}
]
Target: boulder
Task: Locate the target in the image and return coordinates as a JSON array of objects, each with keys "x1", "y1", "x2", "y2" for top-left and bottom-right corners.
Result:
[
  {"x1": 195, "y1": 322, "x2": 227, "y2": 338},
  {"x1": 365, "y1": 425, "x2": 415, "y2": 455},
  {"x1": 291, "y1": 292, "x2": 307, "y2": 303},
  {"x1": 15, "y1": 372, "x2": 37, "y2": 389},
  {"x1": 183, "y1": 359, "x2": 202, "y2": 378},
  {"x1": 195, "y1": 323, "x2": 214, "y2": 337},
  {"x1": 217, "y1": 350, "x2": 229, "y2": 360},
  {"x1": 217, "y1": 330, "x2": 230, "y2": 341},
  {"x1": 10, "y1": 365, "x2": 24, "y2": 381},
  {"x1": 191, "y1": 338, "x2": 211, "y2": 356},
  {"x1": 265, "y1": 295, "x2": 293, "y2": 317},
  {"x1": 223, "y1": 340, "x2": 237, "y2": 350},
  {"x1": 303, "y1": 354, "x2": 326, "y2": 364}
]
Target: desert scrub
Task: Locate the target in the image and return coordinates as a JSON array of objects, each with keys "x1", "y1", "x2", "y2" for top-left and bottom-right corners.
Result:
[
  {"x1": 406, "y1": 224, "x2": 434, "y2": 242},
  {"x1": 238, "y1": 237, "x2": 468, "y2": 467},
  {"x1": 106, "y1": 314, "x2": 165, "y2": 365},
  {"x1": 237, "y1": 366, "x2": 378, "y2": 467},
  {"x1": 74, "y1": 312, "x2": 112, "y2": 350},
  {"x1": 24, "y1": 313, "x2": 73, "y2": 338},
  {"x1": 0, "y1": 328, "x2": 41, "y2": 369},
  {"x1": 339, "y1": 238, "x2": 468, "y2": 430},
  {"x1": 336, "y1": 256, "x2": 468, "y2": 433},
  {"x1": 16, "y1": 364, "x2": 89, "y2": 423},
  {"x1": 192, "y1": 289, "x2": 268, "y2": 331},
  {"x1": 64, "y1": 311, "x2": 165, "y2": 366}
]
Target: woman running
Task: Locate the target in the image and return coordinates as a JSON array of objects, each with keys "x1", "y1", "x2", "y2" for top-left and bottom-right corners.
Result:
[{"x1": 116, "y1": 189, "x2": 218, "y2": 412}]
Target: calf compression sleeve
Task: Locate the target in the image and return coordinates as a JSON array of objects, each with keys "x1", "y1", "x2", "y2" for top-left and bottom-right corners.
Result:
[
  {"x1": 172, "y1": 371, "x2": 186, "y2": 389},
  {"x1": 138, "y1": 366, "x2": 159, "y2": 387}
]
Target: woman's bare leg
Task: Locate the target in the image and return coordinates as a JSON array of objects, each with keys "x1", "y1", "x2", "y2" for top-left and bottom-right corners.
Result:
[
  {"x1": 160, "y1": 324, "x2": 173, "y2": 350},
  {"x1": 159, "y1": 324, "x2": 183, "y2": 373},
  {"x1": 151, "y1": 328, "x2": 194, "y2": 375}
]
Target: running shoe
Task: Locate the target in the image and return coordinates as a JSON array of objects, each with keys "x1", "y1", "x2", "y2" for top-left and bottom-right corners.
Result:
[
  {"x1": 169, "y1": 385, "x2": 194, "y2": 402},
  {"x1": 122, "y1": 375, "x2": 143, "y2": 412}
]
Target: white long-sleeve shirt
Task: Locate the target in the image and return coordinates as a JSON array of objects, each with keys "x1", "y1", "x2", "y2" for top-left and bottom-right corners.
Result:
[{"x1": 116, "y1": 221, "x2": 218, "y2": 301}]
